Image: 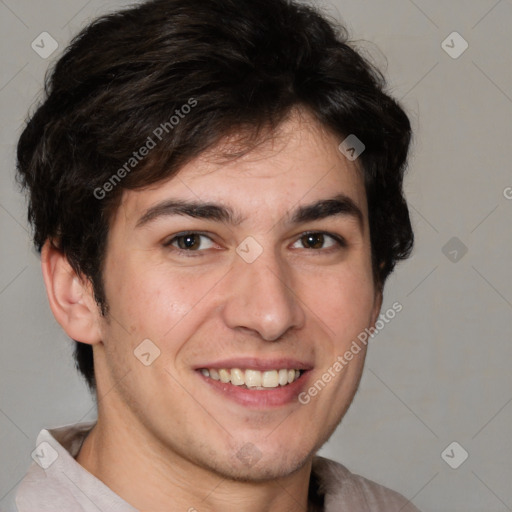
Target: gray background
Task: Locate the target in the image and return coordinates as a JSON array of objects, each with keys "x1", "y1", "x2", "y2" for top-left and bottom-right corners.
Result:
[{"x1": 1, "y1": 0, "x2": 511, "y2": 510}]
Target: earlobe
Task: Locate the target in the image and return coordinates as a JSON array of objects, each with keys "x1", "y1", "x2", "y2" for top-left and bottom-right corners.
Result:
[{"x1": 41, "y1": 240, "x2": 102, "y2": 345}]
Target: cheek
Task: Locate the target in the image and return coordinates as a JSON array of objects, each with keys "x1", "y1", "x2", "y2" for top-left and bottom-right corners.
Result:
[
  {"x1": 104, "y1": 257, "x2": 225, "y2": 349},
  {"x1": 304, "y1": 264, "x2": 376, "y2": 342}
]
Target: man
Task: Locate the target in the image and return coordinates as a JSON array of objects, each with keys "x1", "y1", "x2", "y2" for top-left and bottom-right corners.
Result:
[{"x1": 11, "y1": 0, "x2": 417, "y2": 510}]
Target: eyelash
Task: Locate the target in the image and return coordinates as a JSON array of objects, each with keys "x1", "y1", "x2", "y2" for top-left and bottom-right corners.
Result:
[
  {"x1": 163, "y1": 231, "x2": 347, "y2": 256},
  {"x1": 291, "y1": 231, "x2": 347, "y2": 252}
]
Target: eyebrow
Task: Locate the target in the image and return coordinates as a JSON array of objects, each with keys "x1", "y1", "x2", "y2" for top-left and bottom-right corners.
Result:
[
  {"x1": 136, "y1": 193, "x2": 364, "y2": 231},
  {"x1": 289, "y1": 194, "x2": 363, "y2": 230}
]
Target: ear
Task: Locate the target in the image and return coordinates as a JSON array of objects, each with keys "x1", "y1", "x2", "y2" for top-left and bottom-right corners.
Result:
[
  {"x1": 41, "y1": 240, "x2": 102, "y2": 345},
  {"x1": 369, "y1": 264, "x2": 385, "y2": 327},
  {"x1": 370, "y1": 286, "x2": 383, "y2": 328}
]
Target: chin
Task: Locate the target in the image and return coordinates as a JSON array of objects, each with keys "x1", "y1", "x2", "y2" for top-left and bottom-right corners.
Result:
[
  {"x1": 188, "y1": 437, "x2": 315, "y2": 483},
  {"x1": 224, "y1": 451, "x2": 313, "y2": 483}
]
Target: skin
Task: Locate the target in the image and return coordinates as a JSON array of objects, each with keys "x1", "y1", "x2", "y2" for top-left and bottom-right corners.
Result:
[{"x1": 42, "y1": 109, "x2": 382, "y2": 512}]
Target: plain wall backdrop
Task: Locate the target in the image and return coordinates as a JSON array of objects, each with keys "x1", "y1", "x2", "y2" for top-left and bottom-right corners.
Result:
[{"x1": 1, "y1": 1, "x2": 511, "y2": 511}]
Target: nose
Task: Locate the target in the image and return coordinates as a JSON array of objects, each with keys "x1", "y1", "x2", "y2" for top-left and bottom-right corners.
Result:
[{"x1": 220, "y1": 246, "x2": 306, "y2": 341}]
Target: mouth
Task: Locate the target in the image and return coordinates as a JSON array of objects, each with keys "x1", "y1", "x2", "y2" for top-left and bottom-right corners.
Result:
[
  {"x1": 194, "y1": 360, "x2": 312, "y2": 408},
  {"x1": 199, "y1": 367, "x2": 303, "y2": 389}
]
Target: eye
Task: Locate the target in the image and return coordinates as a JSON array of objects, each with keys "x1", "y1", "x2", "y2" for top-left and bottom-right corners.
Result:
[
  {"x1": 164, "y1": 232, "x2": 216, "y2": 252},
  {"x1": 291, "y1": 231, "x2": 345, "y2": 251}
]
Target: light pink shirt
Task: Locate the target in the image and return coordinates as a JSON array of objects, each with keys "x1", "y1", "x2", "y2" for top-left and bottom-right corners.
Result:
[{"x1": 6, "y1": 422, "x2": 421, "y2": 511}]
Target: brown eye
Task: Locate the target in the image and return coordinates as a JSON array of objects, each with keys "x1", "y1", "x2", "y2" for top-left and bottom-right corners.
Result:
[
  {"x1": 301, "y1": 233, "x2": 325, "y2": 249},
  {"x1": 165, "y1": 233, "x2": 215, "y2": 252},
  {"x1": 291, "y1": 232, "x2": 345, "y2": 251},
  {"x1": 177, "y1": 234, "x2": 201, "y2": 250}
]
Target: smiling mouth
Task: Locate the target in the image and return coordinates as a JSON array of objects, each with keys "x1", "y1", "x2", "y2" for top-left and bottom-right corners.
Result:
[{"x1": 198, "y1": 368, "x2": 303, "y2": 390}]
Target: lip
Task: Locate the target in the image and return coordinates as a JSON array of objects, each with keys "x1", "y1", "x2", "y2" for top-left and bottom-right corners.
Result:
[
  {"x1": 195, "y1": 366, "x2": 313, "y2": 409},
  {"x1": 193, "y1": 357, "x2": 314, "y2": 372}
]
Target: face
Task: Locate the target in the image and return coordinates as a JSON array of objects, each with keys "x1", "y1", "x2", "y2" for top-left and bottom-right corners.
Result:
[{"x1": 94, "y1": 111, "x2": 381, "y2": 481}]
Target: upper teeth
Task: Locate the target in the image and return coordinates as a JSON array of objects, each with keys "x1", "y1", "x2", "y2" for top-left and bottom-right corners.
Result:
[{"x1": 200, "y1": 368, "x2": 301, "y2": 388}]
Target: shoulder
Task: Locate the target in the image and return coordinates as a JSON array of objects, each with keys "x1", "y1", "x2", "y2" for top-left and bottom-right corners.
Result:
[
  {"x1": 312, "y1": 455, "x2": 422, "y2": 512},
  {"x1": 13, "y1": 462, "x2": 80, "y2": 512},
  {"x1": 11, "y1": 421, "x2": 133, "y2": 512}
]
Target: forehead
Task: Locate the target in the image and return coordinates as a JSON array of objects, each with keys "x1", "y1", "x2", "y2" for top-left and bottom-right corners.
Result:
[{"x1": 116, "y1": 111, "x2": 368, "y2": 227}]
